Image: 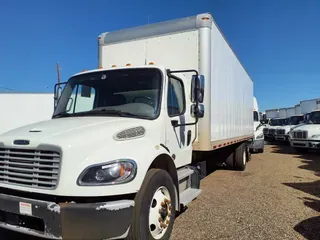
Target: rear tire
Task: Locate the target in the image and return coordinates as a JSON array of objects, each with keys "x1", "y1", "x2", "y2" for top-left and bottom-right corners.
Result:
[
  {"x1": 235, "y1": 143, "x2": 247, "y2": 171},
  {"x1": 127, "y1": 169, "x2": 176, "y2": 240}
]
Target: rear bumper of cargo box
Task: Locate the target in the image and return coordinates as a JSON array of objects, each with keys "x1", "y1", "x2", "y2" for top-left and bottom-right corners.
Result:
[{"x1": 0, "y1": 193, "x2": 134, "y2": 239}]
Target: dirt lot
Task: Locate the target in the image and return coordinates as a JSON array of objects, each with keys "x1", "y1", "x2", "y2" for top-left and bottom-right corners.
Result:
[
  {"x1": 171, "y1": 143, "x2": 320, "y2": 240},
  {"x1": 1, "y1": 143, "x2": 319, "y2": 240}
]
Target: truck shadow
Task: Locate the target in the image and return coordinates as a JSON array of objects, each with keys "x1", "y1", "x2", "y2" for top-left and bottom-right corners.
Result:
[
  {"x1": 293, "y1": 198, "x2": 320, "y2": 240},
  {"x1": 282, "y1": 151, "x2": 320, "y2": 240}
]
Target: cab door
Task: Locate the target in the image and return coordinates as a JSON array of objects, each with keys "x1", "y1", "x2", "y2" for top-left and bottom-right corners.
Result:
[{"x1": 165, "y1": 75, "x2": 194, "y2": 168}]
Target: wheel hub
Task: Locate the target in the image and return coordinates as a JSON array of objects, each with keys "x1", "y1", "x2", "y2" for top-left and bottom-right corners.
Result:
[{"x1": 149, "y1": 186, "x2": 172, "y2": 239}]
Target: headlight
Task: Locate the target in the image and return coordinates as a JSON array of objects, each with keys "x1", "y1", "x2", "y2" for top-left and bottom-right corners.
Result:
[
  {"x1": 311, "y1": 134, "x2": 320, "y2": 138},
  {"x1": 77, "y1": 160, "x2": 137, "y2": 186},
  {"x1": 256, "y1": 133, "x2": 264, "y2": 139}
]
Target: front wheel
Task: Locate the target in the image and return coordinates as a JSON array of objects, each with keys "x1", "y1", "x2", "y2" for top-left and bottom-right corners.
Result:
[{"x1": 127, "y1": 169, "x2": 176, "y2": 240}]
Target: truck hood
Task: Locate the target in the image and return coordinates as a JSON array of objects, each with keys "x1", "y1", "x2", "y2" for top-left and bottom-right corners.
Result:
[
  {"x1": 0, "y1": 117, "x2": 152, "y2": 145},
  {"x1": 291, "y1": 124, "x2": 320, "y2": 132}
]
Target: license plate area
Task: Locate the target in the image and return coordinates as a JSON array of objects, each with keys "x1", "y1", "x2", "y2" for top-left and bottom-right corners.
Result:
[{"x1": 0, "y1": 209, "x2": 45, "y2": 232}]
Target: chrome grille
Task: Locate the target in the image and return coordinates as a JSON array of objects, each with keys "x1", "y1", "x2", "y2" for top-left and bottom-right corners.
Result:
[
  {"x1": 263, "y1": 128, "x2": 268, "y2": 134},
  {"x1": 0, "y1": 148, "x2": 61, "y2": 189},
  {"x1": 269, "y1": 129, "x2": 276, "y2": 134},
  {"x1": 276, "y1": 129, "x2": 286, "y2": 135},
  {"x1": 293, "y1": 131, "x2": 308, "y2": 139}
]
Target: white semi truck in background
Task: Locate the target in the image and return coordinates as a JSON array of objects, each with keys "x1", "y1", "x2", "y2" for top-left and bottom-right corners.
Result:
[
  {"x1": 0, "y1": 13, "x2": 254, "y2": 240},
  {"x1": 263, "y1": 108, "x2": 280, "y2": 140},
  {"x1": 249, "y1": 97, "x2": 264, "y2": 153},
  {"x1": 295, "y1": 104, "x2": 301, "y2": 115},
  {"x1": 289, "y1": 98, "x2": 320, "y2": 153},
  {"x1": 275, "y1": 106, "x2": 303, "y2": 142},
  {"x1": 0, "y1": 93, "x2": 54, "y2": 134}
]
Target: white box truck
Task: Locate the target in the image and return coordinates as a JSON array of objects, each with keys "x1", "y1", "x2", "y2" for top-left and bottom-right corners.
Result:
[
  {"x1": 286, "y1": 107, "x2": 295, "y2": 118},
  {"x1": 274, "y1": 106, "x2": 303, "y2": 142},
  {"x1": 295, "y1": 104, "x2": 301, "y2": 115},
  {"x1": 289, "y1": 98, "x2": 320, "y2": 153},
  {"x1": 278, "y1": 108, "x2": 287, "y2": 119},
  {"x1": 263, "y1": 108, "x2": 280, "y2": 140},
  {"x1": 275, "y1": 110, "x2": 304, "y2": 142},
  {"x1": 249, "y1": 97, "x2": 264, "y2": 153},
  {"x1": 0, "y1": 93, "x2": 54, "y2": 134},
  {"x1": 0, "y1": 13, "x2": 254, "y2": 240}
]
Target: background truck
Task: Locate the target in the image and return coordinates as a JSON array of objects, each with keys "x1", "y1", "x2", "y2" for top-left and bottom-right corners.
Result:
[
  {"x1": 286, "y1": 107, "x2": 295, "y2": 117},
  {"x1": 275, "y1": 111, "x2": 304, "y2": 142},
  {"x1": 249, "y1": 97, "x2": 264, "y2": 153},
  {"x1": 0, "y1": 93, "x2": 54, "y2": 134},
  {"x1": 0, "y1": 13, "x2": 254, "y2": 240},
  {"x1": 289, "y1": 98, "x2": 320, "y2": 153},
  {"x1": 295, "y1": 104, "x2": 301, "y2": 115},
  {"x1": 278, "y1": 108, "x2": 287, "y2": 120},
  {"x1": 263, "y1": 108, "x2": 279, "y2": 140}
]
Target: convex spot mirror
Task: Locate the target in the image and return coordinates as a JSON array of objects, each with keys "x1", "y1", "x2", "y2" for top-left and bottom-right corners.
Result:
[
  {"x1": 191, "y1": 104, "x2": 204, "y2": 118},
  {"x1": 191, "y1": 75, "x2": 205, "y2": 103}
]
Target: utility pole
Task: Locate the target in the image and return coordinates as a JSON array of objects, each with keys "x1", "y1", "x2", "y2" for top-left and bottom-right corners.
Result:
[{"x1": 56, "y1": 62, "x2": 61, "y2": 84}]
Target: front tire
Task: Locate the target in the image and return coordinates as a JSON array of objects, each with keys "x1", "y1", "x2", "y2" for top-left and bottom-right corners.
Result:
[{"x1": 127, "y1": 169, "x2": 176, "y2": 240}]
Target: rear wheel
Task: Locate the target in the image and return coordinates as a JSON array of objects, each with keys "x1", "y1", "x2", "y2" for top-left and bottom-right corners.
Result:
[
  {"x1": 127, "y1": 169, "x2": 176, "y2": 240},
  {"x1": 235, "y1": 143, "x2": 247, "y2": 171}
]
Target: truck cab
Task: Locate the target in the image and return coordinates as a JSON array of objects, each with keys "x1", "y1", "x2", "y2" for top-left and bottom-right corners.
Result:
[
  {"x1": 249, "y1": 97, "x2": 265, "y2": 153},
  {"x1": 289, "y1": 110, "x2": 320, "y2": 153},
  {"x1": 264, "y1": 118, "x2": 286, "y2": 141},
  {"x1": 275, "y1": 115, "x2": 304, "y2": 141}
]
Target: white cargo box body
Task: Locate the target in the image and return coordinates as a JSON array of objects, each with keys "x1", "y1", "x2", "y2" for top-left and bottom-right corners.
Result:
[
  {"x1": 98, "y1": 13, "x2": 253, "y2": 150},
  {"x1": 279, "y1": 108, "x2": 287, "y2": 118},
  {"x1": 0, "y1": 93, "x2": 54, "y2": 134},
  {"x1": 295, "y1": 104, "x2": 301, "y2": 115},
  {"x1": 265, "y1": 109, "x2": 279, "y2": 119},
  {"x1": 286, "y1": 107, "x2": 295, "y2": 118},
  {"x1": 300, "y1": 98, "x2": 320, "y2": 114}
]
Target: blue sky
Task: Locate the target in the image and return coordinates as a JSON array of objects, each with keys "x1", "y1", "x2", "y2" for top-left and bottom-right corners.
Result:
[{"x1": 0, "y1": 0, "x2": 319, "y2": 111}]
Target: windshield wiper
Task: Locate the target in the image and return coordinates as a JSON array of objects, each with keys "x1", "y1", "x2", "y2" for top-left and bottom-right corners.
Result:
[{"x1": 87, "y1": 108, "x2": 138, "y2": 117}]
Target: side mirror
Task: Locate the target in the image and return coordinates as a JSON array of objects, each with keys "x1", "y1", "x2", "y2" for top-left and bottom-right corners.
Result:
[
  {"x1": 191, "y1": 75, "x2": 205, "y2": 103},
  {"x1": 54, "y1": 82, "x2": 66, "y2": 108},
  {"x1": 191, "y1": 104, "x2": 204, "y2": 118}
]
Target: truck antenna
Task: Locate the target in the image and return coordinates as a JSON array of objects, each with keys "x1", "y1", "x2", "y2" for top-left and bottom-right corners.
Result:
[{"x1": 56, "y1": 62, "x2": 61, "y2": 84}]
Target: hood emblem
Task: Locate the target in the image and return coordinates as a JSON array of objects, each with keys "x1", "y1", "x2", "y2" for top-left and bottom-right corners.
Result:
[{"x1": 13, "y1": 140, "x2": 30, "y2": 145}]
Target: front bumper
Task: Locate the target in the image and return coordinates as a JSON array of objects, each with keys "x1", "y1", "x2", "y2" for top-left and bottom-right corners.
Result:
[
  {"x1": 275, "y1": 135, "x2": 288, "y2": 141},
  {"x1": 0, "y1": 193, "x2": 134, "y2": 239},
  {"x1": 249, "y1": 139, "x2": 264, "y2": 151},
  {"x1": 290, "y1": 139, "x2": 320, "y2": 149},
  {"x1": 264, "y1": 133, "x2": 275, "y2": 139}
]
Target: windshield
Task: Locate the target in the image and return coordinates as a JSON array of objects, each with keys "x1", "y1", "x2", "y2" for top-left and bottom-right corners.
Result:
[
  {"x1": 288, "y1": 116, "x2": 303, "y2": 125},
  {"x1": 253, "y1": 111, "x2": 259, "y2": 122},
  {"x1": 308, "y1": 111, "x2": 320, "y2": 124},
  {"x1": 304, "y1": 113, "x2": 310, "y2": 123},
  {"x1": 269, "y1": 118, "x2": 286, "y2": 126},
  {"x1": 53, "y1": 68, "x2": 162, "y2": 119}
]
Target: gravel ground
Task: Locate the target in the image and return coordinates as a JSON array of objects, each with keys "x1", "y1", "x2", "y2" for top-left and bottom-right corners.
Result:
[
  {"x1": 1, "y1": 143, "x2": 319, "y2": 240},
  {"x1": 171, "y1": 143, "x2": 320, "y2": 240}
]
